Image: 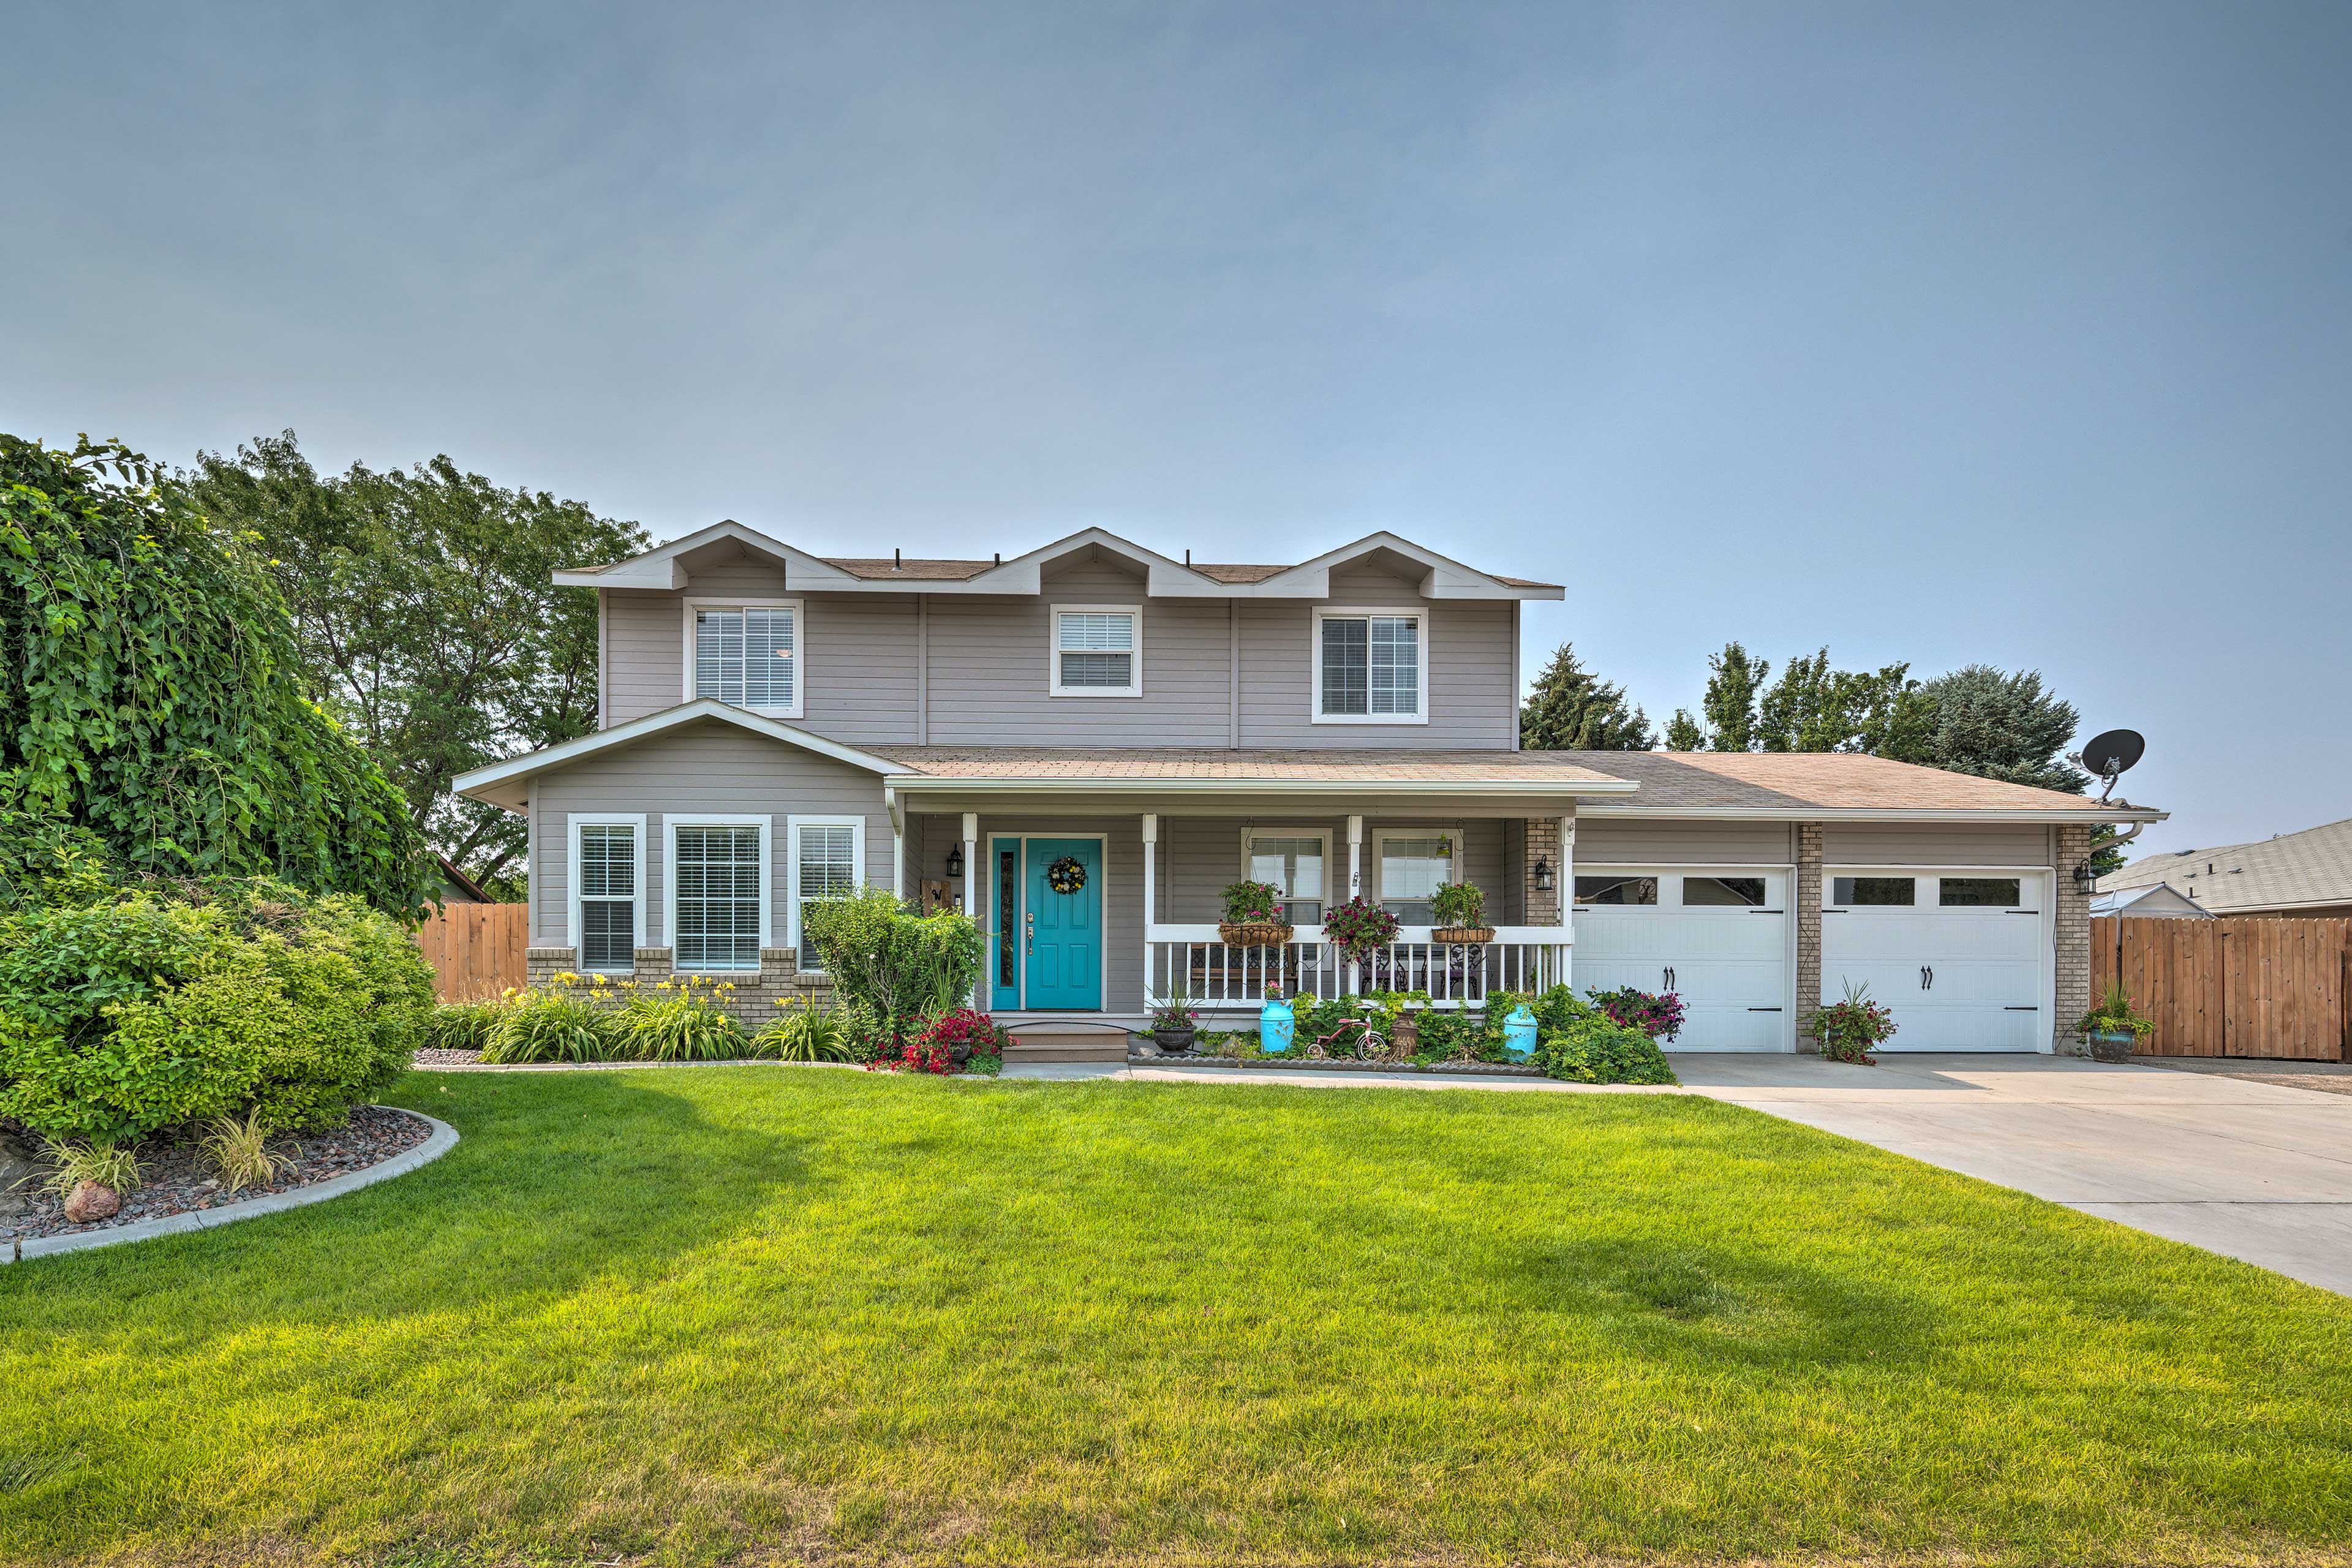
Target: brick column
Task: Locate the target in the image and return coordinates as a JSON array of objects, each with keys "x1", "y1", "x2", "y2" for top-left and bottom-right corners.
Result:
[
  {"x1": 526, "y1": 946, "x2": 578, "y2": 990},
  {"x1": 2053, "y1": 823, "x2": 2093, "y2": 1054},
  {"x1": 1524, "y1": 816, "x2": 1562, "y2": 925},
  {"x1": 1795, "y1": 823, "x2": 1823, "y2": 1052}
]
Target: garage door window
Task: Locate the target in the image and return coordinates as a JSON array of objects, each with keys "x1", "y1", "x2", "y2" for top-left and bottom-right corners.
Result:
[
  {"x1": 1939, "y1": 876, "x2": 2022, "y2": 907},
  {"x1": 1575, "y1": 875, "x2": 1657, "y2": 907},
  {"x1": 1831, "y1": 876, "x2": 1915, "y2": 906},
  {"x1": 1684, "y1": 876, "x2": 1766, "y2": 907}
]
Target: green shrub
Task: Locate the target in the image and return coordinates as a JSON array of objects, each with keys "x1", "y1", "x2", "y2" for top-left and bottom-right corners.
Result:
[
  {"x1": 802, "y1": 888, "x2": 982, "y2": 1041},
  {"x1": 1509, "y1": 984, "x2": 1676, "y2": 1085},
  {"x1": 752, "y1": 999, "x2": 856, "y2": 1062},
  {"x1": 480, "y1": 979, "x2": 613, "y2": 1064},
  {"x1": 423, "y1": 1000, "x2": 505, "y2": 1052},
  {"x1": 0, "y1": 883, "x2": 431, "y2": 1143},
  {"x1": 606, "y1": 978, "x2": 747, "y2": 1061}
]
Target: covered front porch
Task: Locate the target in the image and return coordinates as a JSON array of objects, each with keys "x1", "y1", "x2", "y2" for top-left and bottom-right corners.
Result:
[{"x1": 888, "y1": 788, "x2": 1608, "y2": 1026}]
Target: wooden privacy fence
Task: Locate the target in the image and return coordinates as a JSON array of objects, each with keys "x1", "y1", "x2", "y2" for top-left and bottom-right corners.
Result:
[
  {"x1": 2094, "y1": 916, "x2": 2350, "y2": 1060},
  {"x1": 416, "y1": 902, "x2": 529, "y2": 1001}
]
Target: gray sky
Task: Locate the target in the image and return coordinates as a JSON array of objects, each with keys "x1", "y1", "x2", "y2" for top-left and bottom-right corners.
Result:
[{"x1": 8, "y1": 2, "x2": 2347, "y2": 857}]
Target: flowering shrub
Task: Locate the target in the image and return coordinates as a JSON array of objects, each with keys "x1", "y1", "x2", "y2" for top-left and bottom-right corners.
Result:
[
  {"x1": 1322, "y1": 896, "x2": 1401, "y2": 959},
  {"x1": 608, "y1": 976, "x2": 746, "y2": 1061},
  {"x1": 873, "y1": 1007, "x2": 1009, "y2": 1074},
  {"x1": 1219, "y1": 880, "x2": 1283, "y2": 924},
  {"x1": 1586, "y1": 986, "x2": 1686, "y2": 1042},
  {"x1": 1812, "y1": 981, "x2": 1898, "y2": 1063}
]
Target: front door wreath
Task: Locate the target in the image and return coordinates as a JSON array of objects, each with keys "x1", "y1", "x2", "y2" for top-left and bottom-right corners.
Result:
[{"x1": 1046, "y1": 855, "x2": 1088, "y2": 895}]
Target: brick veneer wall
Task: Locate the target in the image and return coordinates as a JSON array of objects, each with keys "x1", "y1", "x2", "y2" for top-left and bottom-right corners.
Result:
[
  {"x1": 1794, "y1": 822, "x2": 1823, "y2": 1051},
  {"x1": 1524, "y1": 815, "x2": 1563, "y2": 925},
  {"x1": 2052, "y1": 823, "x2": 2092, "y2": 1054},
  {"x1": 523, "y1": 945, "x2": 834, "y2": 1028}
]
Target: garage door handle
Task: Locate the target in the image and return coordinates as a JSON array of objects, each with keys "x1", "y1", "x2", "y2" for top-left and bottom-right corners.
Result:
[
  {"x1": 1748, "y1": 1006, "x2": 1782, "y2": 1012},
  {"x1": 2003, "y1": 1005, "x2": 2038, "y2": 1012},
  {"x1": 1747, "y1": 908, "x2": 1783, "y2": 914}
]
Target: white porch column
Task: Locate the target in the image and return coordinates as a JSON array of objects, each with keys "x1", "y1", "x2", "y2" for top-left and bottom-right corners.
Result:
[
  {"x1": 1346, "y1": 815, "x2": 1364, "y2": 899},
  {"x1": 1141, "y1": 813, "x2": 1159, "y2": 1004},
  {"x1": 886, "y1": 786, "x2": 903, "y2": 902},
  {"x1": 1558, "y1": 813, "x2": 1575, "y2": 990},
  {"x1": 962, "y1": 812, "x2": 981, "y2": 1006}
]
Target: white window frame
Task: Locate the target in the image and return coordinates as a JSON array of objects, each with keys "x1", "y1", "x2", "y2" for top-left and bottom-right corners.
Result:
[
  {"x1": 1047, "y1": 603, "x2": 1144, "y2": 698},
  {"x1": 1310, "y1": 606, "x2": 1430, "y2": 725},
  {"x1": 663, "y1": 814, "x2": 772, "y2": 974},
  {"x1": 567, "y1": 812, "x2": 648, "y2": 971},
  {"x1": 786, "y1": 815, "x2": 868, "y2": 971},
  {"x1": 1238, "y1": 827, "x2": 1336, "y2": 929},
  {"x1": 681, "y1": 597, "x2": 805, "y2": 718},
  {"x1": 1370, "y1": 827, "x2": 1460, "y2": 920}
]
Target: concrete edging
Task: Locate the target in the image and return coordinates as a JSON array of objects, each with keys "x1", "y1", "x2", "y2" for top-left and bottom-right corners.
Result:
[{"x1": 4, "y1": 1110, "x2": 458, "y2": 1265}]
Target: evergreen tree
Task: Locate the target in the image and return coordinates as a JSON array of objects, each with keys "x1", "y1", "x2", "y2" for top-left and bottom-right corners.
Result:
[
  {"x1": 1518, "y1": 643, "x2": 1653, "y2": 751},
  {"x1": 1699, "y1": 643, "x2": 1770, "y2": 752},
  {"x1": 1663, "y1": 710, "x2": 1706, "y2": 751},
  {"x1": 1910, "y1": 665, "x2": 2086, "y2": 792}
]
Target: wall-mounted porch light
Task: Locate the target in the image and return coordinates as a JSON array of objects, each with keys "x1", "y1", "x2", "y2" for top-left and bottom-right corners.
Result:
[
  {"x1": 946, "y1": 843, "x2": 965, "y2": 879},
  {"x1": 1532, "y1": 856, "x2": 1554, "y2": 892}
]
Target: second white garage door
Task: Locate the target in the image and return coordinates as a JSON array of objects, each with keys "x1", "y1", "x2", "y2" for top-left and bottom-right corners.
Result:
[
  {"x1": 1820, "y1": 871, "x2": 2049, "y2": 1051},
  {"x1": 1574, "y1": 868, "x2": 1790, "y2": 1052}
]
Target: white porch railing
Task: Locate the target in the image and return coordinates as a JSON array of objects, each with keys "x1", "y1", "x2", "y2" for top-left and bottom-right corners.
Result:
[{"x1": 1145, "y1": 925, "x2": 1570, "y2": 1011}]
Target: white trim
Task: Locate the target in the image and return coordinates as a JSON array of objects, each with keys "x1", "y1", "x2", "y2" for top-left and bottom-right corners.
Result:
[
  {"x1": 663, "y1": 815, "x2": 773, "y2": 974},
  {"x1": 1370, "y1": 827, "x2": 1461, "y2": 914},
  {"x1": 1579, "y1": 804, "x2": 2165, "y2": 823},
  {"x1": 1310, "y1": 606, "x2": 1431, "y2": 726},
  {"x1": 567, "y1": 813, "x2": 647, "y2": 969},
  {"x1": 681, "y1": 597, "x2": 804, "y2": 719},
  {"x1": 453, "y1": 701, "x2": 902, "y2": 813},
  {"x1": 786, "y1": 815, "x2": 868, "y2": 970},
  {"x1": 1048, "y1": 603, "x2": 1144, "y2": 698},
  {"x1": 1238, "y1": 826, "x2": 1336, "y2": 923},
  {"x1": 886, "y1": 774, "x2": 1637, "y2": 799}
]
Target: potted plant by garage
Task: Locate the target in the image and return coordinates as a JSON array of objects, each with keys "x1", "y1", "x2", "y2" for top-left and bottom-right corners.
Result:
[
  {"x1": 1218, "y1": 880, "x2": 1294, "y2": 949},
  {"x1": 1811, "y1": 979, "x2": 1898, "y2": 1065},
  {"x1": 1150, "y1": 986, "x2": 1199, "y2": 1055},
  {"x1": 2075, "y1": 981, "x2": 2155, "y2": 1063},
  {"x1": 1430, "y1": 881, "x2": 1495, "y2": 946}
]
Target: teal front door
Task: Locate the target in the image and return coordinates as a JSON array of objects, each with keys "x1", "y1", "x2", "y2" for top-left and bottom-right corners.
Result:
[{"x1": 1024, "y1": 838, "x2": 1102, "y2": 1010}]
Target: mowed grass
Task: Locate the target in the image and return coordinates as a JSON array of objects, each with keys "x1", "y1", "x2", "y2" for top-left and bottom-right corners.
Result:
[{"x1": 3, "y1": 1069, "x2": 2350, "y2": 1567}]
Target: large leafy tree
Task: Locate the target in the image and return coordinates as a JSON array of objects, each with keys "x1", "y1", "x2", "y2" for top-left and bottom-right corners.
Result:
[
  {"x1": 1689, "y1": 642, "x2": 1771, "y2": 752},
  {"x1": 0, "y1": 433, "x2": 429, "y2": 914},
  {"x1": 1519, "y1": 643, "x2": 1653, "y2": 750},
  {"x1": 182, "y1": 434, "x2": 646, "y2": 892},
  {"x1": 1755, "y1": 649, "x2": 1935, "y2": 760}
]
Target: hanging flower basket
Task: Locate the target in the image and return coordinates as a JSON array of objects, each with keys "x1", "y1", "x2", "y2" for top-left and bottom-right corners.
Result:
[
  {"x1": 1323, "y1": 896, "x2": 1401, "y2": 961},
  {"x1": 1045, "y1": 855, "x2": 1088, "y2": 895},
  {"x1": 1217, "y1": 921, "x2": 1295, "y2": 949},
  {"x1": 1431, "y1": 925, "x2": 1496, "y2": 946}
]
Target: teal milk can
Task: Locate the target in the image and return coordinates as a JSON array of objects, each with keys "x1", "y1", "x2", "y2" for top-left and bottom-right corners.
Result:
[
  {"x1": 1501, "y1": 1002, "x2": 1538, "y2": 1061},
  {"x1": 1260, "y1": 993, "x2": 1295, "y2": 1054}
]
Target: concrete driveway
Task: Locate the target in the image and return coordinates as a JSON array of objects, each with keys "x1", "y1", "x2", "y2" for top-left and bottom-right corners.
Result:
[{"x1": 1677, "y1": 1054, "x2": 2352, "y2": 1296}]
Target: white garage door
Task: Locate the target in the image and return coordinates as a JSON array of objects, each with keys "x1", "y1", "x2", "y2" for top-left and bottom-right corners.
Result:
[
  {"x1": 1574, "y1": 869, "x2": 1790, "y2": 1052},
  {"x1": 1820, "y1": 872, "x2": 2049, "y2": 1052}
]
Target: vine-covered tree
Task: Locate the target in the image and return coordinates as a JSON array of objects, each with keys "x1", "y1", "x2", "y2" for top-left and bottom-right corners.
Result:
[
  {"x1": 1519, "y1": 643, "x2": 1653, "y2": 750},
  {"x1": 182, "y1": 434, "x2": 647, "y2": 894},
  {"x1": 1697, "y1": 642, "x2": 1771, "y2": 752},
  {"x1": 0, "y1": 434, "x2": 429, "y2": 914}
]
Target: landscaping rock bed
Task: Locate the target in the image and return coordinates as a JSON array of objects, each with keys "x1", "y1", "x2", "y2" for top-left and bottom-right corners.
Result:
[
  {"x1": 1, "y1": 1106, "x2": 432, "y2": 1243},
  {"x1": 412, "y1": 1046, "x2": 486, "y2": 1068},
  {"x1": 1128, "y1": 1051, "x2": 1543, "y2": 1078}
]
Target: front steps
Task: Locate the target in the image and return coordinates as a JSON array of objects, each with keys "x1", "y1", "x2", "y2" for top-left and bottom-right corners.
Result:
[{"x1": 1003, "y1": 1022, "x2": 1133, "y2": 1064}]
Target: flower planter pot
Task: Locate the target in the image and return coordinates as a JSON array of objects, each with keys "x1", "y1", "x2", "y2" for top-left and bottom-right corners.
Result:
[
  {"x1": 1430, "y1": 925, "x2": 1495, "y2": 946},
  {"x1": 2086, "y1": 1028, "x2": 2137, "y2": 1064},
  {"x1": 1216, "y1": 921, "x2": 1295, "y2": 949},
  {"x1": 1151, "y1": 1027, "x2": 1196, "y2": 1056}
]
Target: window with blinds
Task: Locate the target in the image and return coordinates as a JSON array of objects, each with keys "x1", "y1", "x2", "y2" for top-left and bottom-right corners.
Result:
[
  {"x1": 1317, "y1": 613, "x2": 1421, "y2": 719},
  {"x1": 1051, "y1": 608, "x2": 1140, "y2": 695},
  {"x1": 578, "y1": 823, "x2": 637, "y2": 971},
  {"x1": 794, "y1": 822, "x2": 859, "y2": 969},
  {"x1": 673, "y1": 825, "x2": 763, "y2": 970},
  {"x1": 694, "y1": 605, "x2": 797, "y2": 710}
]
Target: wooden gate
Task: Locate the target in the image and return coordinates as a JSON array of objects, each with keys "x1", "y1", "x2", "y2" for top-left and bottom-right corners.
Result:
[
  {"x1": 2094, "y1": 916, "x2": 2350, "y2": 1060},
  {"x1": 416, "y1": 902, "x2": 529, "y2": 1001}
]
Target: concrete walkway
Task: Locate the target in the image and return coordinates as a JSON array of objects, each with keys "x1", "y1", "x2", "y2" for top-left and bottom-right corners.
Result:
[{"x1": 1675, "y1": 1053, "x2": 2352, "y2": 1296}]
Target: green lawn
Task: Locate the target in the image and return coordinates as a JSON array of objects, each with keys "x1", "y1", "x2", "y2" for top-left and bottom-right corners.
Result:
[{"x1": 4, "y1": 1069, "x2": 2349, "y2": 1567}]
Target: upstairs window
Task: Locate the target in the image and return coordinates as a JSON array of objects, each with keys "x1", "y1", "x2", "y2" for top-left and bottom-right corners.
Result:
[
  {"x1": 1050, "y1": 606, "x2": 1141, "y2": 696},
  {"x1": 691, "y1": 600, "x2": 799, "y2": 715},
  {"x1": 1314, "y1": 609, "x2": 1425, "y2": 722}
]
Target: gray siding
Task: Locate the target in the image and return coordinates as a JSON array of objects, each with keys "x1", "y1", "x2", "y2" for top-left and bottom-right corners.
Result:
[
  {"x1": 530, "y1": 720, "x2": 892, "y2": 949},
  {"x1": 1577, "y1": 820, "x2": 1798, "y2": 864},
  {"x1": 1156, "y1": 816, "x2": 1509, "y2": 923},
  {"x1": 1823, "y1": 823, "x2": 2051, "y2": 865}
]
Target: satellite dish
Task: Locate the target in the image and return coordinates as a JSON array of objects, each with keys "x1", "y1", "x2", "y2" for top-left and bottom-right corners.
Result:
[{"x1": 2070, "y1": 728, "x2": 2146, "y2": 803}]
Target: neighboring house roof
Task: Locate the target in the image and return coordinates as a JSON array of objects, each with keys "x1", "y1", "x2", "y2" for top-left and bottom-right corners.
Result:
[
  {"x1": 2097, "y1": 815, "x2": 2352, "y2": 914},
  {"x1": 435, "y1": 854, "x2": 492, "y2": 902},
  {"x1": 452, "y1": 702, "x2": 2165, "y2": 823},
  {"x1": 2090, "y1": 883, "x2": 2213, "y2": 918},
  {"x1": 550, "y1": 523, "x2": 1564, "y2": 601}
]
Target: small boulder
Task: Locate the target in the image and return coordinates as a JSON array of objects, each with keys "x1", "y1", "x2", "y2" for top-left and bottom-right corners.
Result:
[{"x1": 63, "y1": 1182, "x2": 120, "y2": 1224}]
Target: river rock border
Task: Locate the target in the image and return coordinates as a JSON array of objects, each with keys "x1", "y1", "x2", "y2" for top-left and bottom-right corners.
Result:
[{"x1": 3, "y1": 1110, "x2": 458, "y2": 1265}]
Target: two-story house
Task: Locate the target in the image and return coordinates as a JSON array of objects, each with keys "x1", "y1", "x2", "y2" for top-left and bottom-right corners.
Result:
[{"x1": 453, "y1": 526, "x2": 2159, "y2": 1056}]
